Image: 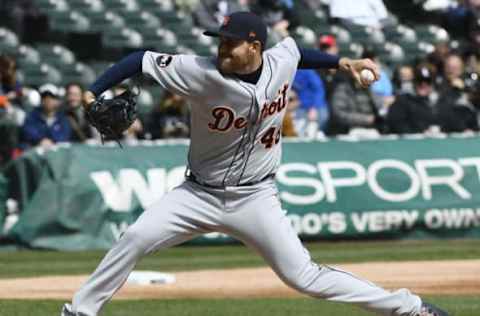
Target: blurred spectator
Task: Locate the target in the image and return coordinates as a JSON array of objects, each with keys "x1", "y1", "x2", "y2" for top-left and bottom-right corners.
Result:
[
  {"x1": 437, "y1": 71, "x2": 480, "y2": 132},
  {"x1": 464, "y1": 49, "x2": 480, "y2": 74},
  {"x1": 467, "y1": 0, "x2": 480, "y2": 50},
  {"x1": 439, "y1": 53, "x2": 466, "y2": 92},
  {"x1": 318, "y1": 34, "x2": 339, "y2": 55},
  {"x1": 328, "y1": 0, "x2": 391, "y2": 29},
  {"x1": 293, "y1": 69, "x2": 330, "y2": 132},
  {"x1": 392, "y1": 64, "x2": 415, "y2": 95},
  {"x1": 0, "y1": 96, "x2": 19, "y2": 166},
  {"x1": 282, "y1": 89, "x2": 299, "y2": 137},
  {"x1": 0, "y1": 55, "x2": 26, "y2": 127},
  {"x1": 63, "y1": 83, "x2": 93, "y2": 142},
  {"x1": 21, "y1": 84, "x2": 71, "y2": 149},
  {"x1": 386, "y1": 64, "x2": 439, "y2": 134},
  {"x1": 362, "y1": 49, "x2": 395, "y2": 108},
  {"x1": 427, "y1": 42, "x2": 451, "y2": 79},
  {"x1": 192, "y1": 0, "x2": 250, "y2": 30},
  {"x1": 444, "y1": 53, "x2": 465, "y2": 82},
  {"x1": 147, "y1": 91, "x2": 190, "y2": 139},
  {"x1": 326, "y1": 73, "x2": 384, "y2": 135},
  {"x1": 316, "y1": 34, "x2": 342, "y2": 99},
  {"x1": 285, "y1": 88, "x2": 319, "y2": 138},
  {"x1": 0, "y1": 54, "x2": 23, "y2": 106}
]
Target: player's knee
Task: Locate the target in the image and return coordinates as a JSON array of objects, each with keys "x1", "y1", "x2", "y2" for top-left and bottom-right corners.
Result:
[
  {"x1": 277, "y1": 263, "x2": 325, "y2": 295},
  {"x1": 120, "y1": 226, "x2": 150, "y2": 254},
  {"x1": 277, "y1": 269, "x2": 307, "y2": 291}
]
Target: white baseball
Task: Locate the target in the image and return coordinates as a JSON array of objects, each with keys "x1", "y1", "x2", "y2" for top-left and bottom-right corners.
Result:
[{"x1": 360, "y1": 69, "x2": 375, "y2": 83}]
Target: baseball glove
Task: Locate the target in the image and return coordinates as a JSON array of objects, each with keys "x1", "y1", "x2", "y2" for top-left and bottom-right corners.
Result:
[{"x1": 85, "y1": 89, "x2": 138, "y2": 145}]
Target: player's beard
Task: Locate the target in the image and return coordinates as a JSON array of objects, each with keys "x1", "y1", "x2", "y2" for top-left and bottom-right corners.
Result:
[{"x1": 217, "y1": 53, "x2": 251, "y2": 75}]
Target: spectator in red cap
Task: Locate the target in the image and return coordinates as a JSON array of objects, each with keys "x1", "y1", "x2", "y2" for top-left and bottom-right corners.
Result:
[
  {"x1": 318, "y1": 34, "x2": 339, "y2": 55},
  {"x1": 316, "y1": 34, "x2": 344, "y2": 115}
]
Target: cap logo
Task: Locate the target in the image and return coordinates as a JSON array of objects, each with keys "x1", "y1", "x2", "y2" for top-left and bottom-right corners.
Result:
[
  {"x1": 249, "y1": 31, "x2": 256, "y2": 38},
  {"x1": 222, "y1": 16, "x2": 231, "y2": 26}
]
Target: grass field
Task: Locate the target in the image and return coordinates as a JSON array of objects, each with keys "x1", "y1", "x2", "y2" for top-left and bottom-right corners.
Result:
[
  {"x1": 1, "y1": 297, "x2": 480, "y2": 316},
  {"x1": 0, "y1": 239, "x2": 479, "y2": 316}
]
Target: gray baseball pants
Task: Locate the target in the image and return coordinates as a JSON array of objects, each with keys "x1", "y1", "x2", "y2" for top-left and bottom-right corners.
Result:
[{"x1": 72, "y1": 179, "x2": 422, "y2": 316}]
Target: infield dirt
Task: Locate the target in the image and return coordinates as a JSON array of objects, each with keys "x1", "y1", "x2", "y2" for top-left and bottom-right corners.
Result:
[{"x1": 0, "y1": 260, "x2": 478, "y2": 299}]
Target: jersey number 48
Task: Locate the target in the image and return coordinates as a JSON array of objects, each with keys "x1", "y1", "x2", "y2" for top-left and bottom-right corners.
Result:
[{"x1": 261, "y1": 126, "x2": 281, "y2": 149}]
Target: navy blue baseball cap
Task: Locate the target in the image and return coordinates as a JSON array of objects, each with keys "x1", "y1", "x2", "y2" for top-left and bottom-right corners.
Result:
[{"x1": 203, "y1": 12, "x2": 267, "y2": 48}]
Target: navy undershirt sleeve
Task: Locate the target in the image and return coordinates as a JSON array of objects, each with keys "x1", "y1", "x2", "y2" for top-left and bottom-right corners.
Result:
[
  {"x1": 298, "y1": 48, "x2": 340, "y2": 69},
  {"x1": 89, "y1": 51, "x2": 146, "y2": 97}
]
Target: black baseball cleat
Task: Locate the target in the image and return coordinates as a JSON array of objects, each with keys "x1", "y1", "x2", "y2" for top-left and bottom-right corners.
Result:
[
  {"x1": 60, "y1": 303, "x2": 89, "y2": 316},
  {"x1": 418, "y1": 302, "x2": 450, "y2": 316},
  {"x1": 61, "y1": 304, "x2": 75, "y2": 316}
]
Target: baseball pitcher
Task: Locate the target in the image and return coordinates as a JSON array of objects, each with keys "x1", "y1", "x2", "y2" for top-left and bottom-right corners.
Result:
[{"x1": 61, "y1": 12, "x2": 448, "y2": 316}]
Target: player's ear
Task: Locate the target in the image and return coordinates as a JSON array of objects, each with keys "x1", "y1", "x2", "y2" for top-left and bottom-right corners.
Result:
[{"x1": 250, "y1": 40, "x2": 262, "y2": 54}]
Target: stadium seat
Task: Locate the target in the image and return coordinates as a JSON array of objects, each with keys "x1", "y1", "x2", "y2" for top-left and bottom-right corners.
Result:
[
  {"x1": 416, "y1": 41, "x2": 435, "y2": 55},
  {"x1": 136, "y1": 0, "x2": 174, "y2": 11},
  {"x1": 385, "y1": 24, "x2": 418, "y2": 51},
  {"x1": 48, "y1": 10, "x2": 91, "y2": 33},
  {"x1": 0, "y1": 27, "x2": 19, "y2": 54},
  {"x1": 14, "y1": 45, "x2": 41, "y2": 68},
  {"x1": 102, "y1": 27, "x2": 143, "y2": 48},
  {"x1": 21, "y1": 63, "x2": 63, "y2": 86},
  {"x1": 89, "y1": 61, "x2": 113, "y2": 77},
  {"x1": 141, "y1": 28, "x2": 177, "y2": 52},
  {"x1": 184, "y1": 27, "x2": 214, "y2": 55},
  {"x1": 415, "y1": 24, "x2": 450, "y2": 43},
  {"x1": 329, "y1": 25, "x2": 352, "y2": 44},
  {"x1": 35, "y1": 0, "x2": 70, "y2": 14},
  {"x1": 293, "y1": 26, "x2": 317, "y2": 48},
  {"x1": 136, "y1": 88, "x2": 154, "y2": 112},
  {"x1": 338, "y1": 42, "x2": 363, "y2": 59},
  {"x1": 377, "y1": 42, "x2": 405, "y2": 66},
  {"x1": 176, "y1": 45, "x2": 195, "y2": 55},
  {"x1": 155, "y1": 9, "x2": 188, "y2": 26},
  {"x1": 87, "y1": 11, "x2": 126, "y2": 32},
  {"x1": 61, "y1": 62, "x2": 96, "y2": 86},
  {"x1": 122, "y1": 10, "x2": 162, "y2": 33},
  {"x1": 103, "y1": 0, "x2": 140, "y2": 13},
  {"x1": 344, "y1": 25, "x2": 386, "y2": 49},
  {"x1": 68, "y1": 0, "x2": 104, "y2": 13},
  {"x1": 36, "y1": 44, "x2": 76, "y2": 68}
]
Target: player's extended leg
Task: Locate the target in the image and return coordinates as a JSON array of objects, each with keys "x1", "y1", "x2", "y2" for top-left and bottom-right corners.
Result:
[
  {"x1": 70, "y1": 181, "x2": 221, "y2": 316},
  {"x1": 221, "y1": 182, "x2": 422, "y2": 316}
]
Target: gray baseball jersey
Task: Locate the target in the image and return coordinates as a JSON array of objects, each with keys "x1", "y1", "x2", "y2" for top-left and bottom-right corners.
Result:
[
  {"x1": 67, "y1": 38, "x2": 423, "y2": 316},
  {"x1": 142, "y1": 37, "x2": 299, "y2": 186}
]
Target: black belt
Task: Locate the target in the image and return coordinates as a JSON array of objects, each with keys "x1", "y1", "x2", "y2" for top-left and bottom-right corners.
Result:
[{"x1": 186, "y1": 173, "x2": 275, "y2": 188}]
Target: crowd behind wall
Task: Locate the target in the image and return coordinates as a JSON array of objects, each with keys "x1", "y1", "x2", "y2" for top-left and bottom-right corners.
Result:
[{"x1": 1, "y1": 0, "x2": 480, "y2": 167}]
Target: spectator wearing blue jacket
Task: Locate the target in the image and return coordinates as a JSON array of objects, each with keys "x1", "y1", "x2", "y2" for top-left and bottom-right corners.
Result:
[
  {"x1": 22, "y1": 84, "x2": 71, "y2": 149},
  {"x1": 293, "y1": 69, "x2": 330, "y2": 134}
]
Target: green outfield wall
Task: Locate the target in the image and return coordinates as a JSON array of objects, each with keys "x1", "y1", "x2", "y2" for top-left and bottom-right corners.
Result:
[{"x1": 1, "y1": 136, "x2": 480, "y2": 250}]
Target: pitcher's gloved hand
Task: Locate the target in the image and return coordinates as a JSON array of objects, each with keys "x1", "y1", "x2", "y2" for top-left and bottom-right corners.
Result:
[{"x1": 85, "y1": 89, "x2": 138, "y2": 144}]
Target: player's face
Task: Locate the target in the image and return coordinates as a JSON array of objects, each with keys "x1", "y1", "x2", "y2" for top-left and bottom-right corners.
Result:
[{"x1": 217, "y1": 37, "x2": 254, "y2": 74}]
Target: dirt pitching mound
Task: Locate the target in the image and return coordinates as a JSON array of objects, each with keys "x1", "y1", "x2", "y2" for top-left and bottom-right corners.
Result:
[{"x1": 0, "y1": 260, "x2": 479, "y2": 299}]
